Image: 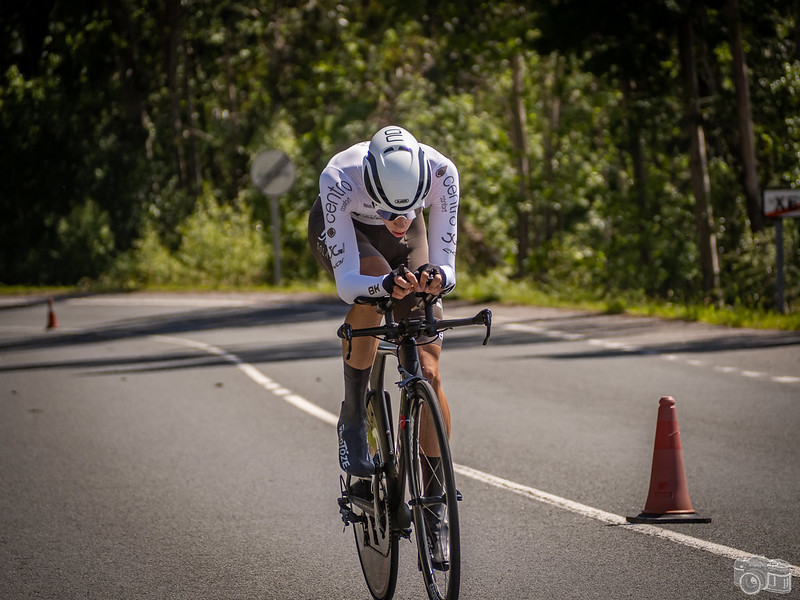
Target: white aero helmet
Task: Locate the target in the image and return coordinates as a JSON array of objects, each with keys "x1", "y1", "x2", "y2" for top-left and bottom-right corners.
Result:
[{"x1": 362, "y1": 126, "x2": 432, "y2": 214}]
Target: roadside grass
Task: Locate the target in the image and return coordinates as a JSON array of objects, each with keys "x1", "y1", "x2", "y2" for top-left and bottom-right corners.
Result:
[
  {"x1": 2, "y1": 276, "x2": 798, "y2": 331},
  {"x1": 448, "y1": 273, "x2": 800, "y2": 331},
  {"x1": 0, "y1": 285, "x2": 77, "y2": 296}
]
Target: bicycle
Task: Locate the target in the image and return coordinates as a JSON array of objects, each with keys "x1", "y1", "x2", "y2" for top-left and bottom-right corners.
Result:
[{"x1": 336, "y1": 293, "x2": 492, "y2": 600}]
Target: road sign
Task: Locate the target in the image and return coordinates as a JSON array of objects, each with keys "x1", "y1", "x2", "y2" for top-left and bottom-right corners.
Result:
[
  {"x1": 250, "y1": 150, "x2": 295, "y2": 285},
  {"x1": 762, "y1": 189, "x2": 797, "y2": 314},
  {"x1": 250, "y1": 150, "x2": 295, "y2": 197},
  {"x1": 763, "y1": 189, "x2": 800, "y2": 218}
]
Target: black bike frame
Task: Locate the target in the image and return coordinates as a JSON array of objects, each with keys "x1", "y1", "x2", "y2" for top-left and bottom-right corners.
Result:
[
  {"x1": 367, "y1": 337, "x2": 425, "y2": 535},
  {"x1": 339, "y1": 295, "x2": 491, "y2": 534}
]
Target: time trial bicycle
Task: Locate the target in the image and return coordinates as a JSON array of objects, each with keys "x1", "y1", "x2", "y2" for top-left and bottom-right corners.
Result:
[{"x1": 336, "y1": 293, "x2": 492, "y2": 600}]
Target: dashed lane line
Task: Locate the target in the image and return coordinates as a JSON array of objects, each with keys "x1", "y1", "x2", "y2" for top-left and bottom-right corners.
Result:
[
  {"x1": 503, "y1": 323, "x2": 800, "y2": 385},
  {"x1": 153, "y1": 333, "x2": 799, "y2": 578}
]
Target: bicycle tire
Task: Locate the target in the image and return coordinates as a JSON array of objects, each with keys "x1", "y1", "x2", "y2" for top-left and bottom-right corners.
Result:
[
  {"x1": 406, "y1": 380, "x2": 461, "y2": 600},
  {"x1": 350, "y1": 390, "x2": 399, "y2": 600}
]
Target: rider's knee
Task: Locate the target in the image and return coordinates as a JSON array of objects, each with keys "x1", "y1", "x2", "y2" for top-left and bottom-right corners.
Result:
[
  {"x1": 419, "y1": 347, "x2": 442, "y2": 384},
  {"x1": 421, "y1": 363, "x2": 441, "y2": 386}
]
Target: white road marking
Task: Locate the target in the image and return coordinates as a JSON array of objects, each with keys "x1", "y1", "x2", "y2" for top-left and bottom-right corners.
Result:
[
  {"x1": 154, "y1": 333, "x2": 799, "y2": 578},
  {"x1": 454, "y1": 464, "x2": 800, "y2": 577},
  {"x1": 503, "y1": 322, "x2": 799, "y2": 385},
  {"x1": 741, "y1": 370, "x2": 764, "y2": 378}
]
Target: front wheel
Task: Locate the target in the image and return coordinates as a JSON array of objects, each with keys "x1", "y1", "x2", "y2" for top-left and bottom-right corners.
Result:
[{"x1": 407, "y1": 380, "x2": 461, "y2": 600}]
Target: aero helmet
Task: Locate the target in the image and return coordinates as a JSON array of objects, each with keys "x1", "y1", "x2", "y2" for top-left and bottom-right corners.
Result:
[{"x1": 362, "y1": 126, "x2": 432, "y2": 214}]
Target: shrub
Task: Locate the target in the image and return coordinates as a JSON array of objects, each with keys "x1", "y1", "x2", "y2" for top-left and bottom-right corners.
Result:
[
  {"x1": 175, "y1": 188, "x2": 269, "y2": 287},
  {"x1": 106, "y1": 187, "x2": 269, "y2": 288}
]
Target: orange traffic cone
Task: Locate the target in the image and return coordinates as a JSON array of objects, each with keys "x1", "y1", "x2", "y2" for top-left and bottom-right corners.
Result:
[
  {"x1": 45, "y1": 298, "x2": 59, "y2": 330},
  {"x1": 626, "y1": 396, "x2": 710, "y2": 523}
]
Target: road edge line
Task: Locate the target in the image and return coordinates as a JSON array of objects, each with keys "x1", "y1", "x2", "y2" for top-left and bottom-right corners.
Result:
[{"x1": 152, "y1": 333, "x2": 800, "y2": 579}]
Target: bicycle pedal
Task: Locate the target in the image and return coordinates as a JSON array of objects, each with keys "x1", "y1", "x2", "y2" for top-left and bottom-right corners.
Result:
[
  {"x1": 337, "y1": 496, "x2": 365, "y2": 527},
  {"x1": 337, "y1": 496, "x2": 352, "y2": 528}
]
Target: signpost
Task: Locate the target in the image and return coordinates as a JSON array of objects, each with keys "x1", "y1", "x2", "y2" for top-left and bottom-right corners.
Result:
[
  {"x1": 250, "y1": 150, "x2": 295, "y2": 285},
  {"x1": 763, "y1": 189, "x2": 799, "y2": 314}
]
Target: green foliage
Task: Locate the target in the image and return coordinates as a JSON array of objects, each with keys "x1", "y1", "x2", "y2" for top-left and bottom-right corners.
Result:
[
  {"x1": 106, "y1": 222, "x2": 182, "y2": 289},
  {"x1": 107, "y1": 188, "x2": 268, "y2": 289},
  {"x1": 53, "y1": 199, "x2": 116, "y2": 284},
  {"x1": 175, "y1": 188, "x2": 269, "y2": 287},
  {"x1": 1, "y1": 0, "x2": 798, "y2": 315}
]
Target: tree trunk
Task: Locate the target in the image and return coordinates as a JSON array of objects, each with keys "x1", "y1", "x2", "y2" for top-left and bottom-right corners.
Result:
[
  {"x1": 510, "y1": 51, "x2": 532, "y2": 278},
  {"x1": 679, "y1": 15, "x2": 723, "y2": 306},
  {"x1": 164, "y1": 0, "x2": 187, "y2": 186},
  {"x1": 726, "y1": 0, "x2": 764, "y2": 232},
  {"x1": 104, "y1": 1, "x2": 144, "y2": 126},
  {"x1": 621, "y1": 77, "x2": 651, "y2": 272},
  {"x1": 183, "y1": 40, "x2": 202, "y2": 191},
  {"x1": 541, "y1": 53, "x2": 562, "y2": 243}
]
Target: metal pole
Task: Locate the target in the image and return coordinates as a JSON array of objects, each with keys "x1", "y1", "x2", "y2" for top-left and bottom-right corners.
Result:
[
  {"x1": 271, "y1": 196, "x2": 281, "y2": 285},
  {"x1": 775, "y1": 219, "x2": 784, "y2": 314}
]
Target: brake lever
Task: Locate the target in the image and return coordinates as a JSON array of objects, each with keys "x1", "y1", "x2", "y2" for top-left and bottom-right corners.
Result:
[{"x1": 475, "y1": 308, "x2": 492, "y2": 345}]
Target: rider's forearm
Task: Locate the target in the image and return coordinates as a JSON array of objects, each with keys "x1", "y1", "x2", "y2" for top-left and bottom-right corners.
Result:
[{"x1": 335, "y1": 270, "x2": 389, "y2": 304}]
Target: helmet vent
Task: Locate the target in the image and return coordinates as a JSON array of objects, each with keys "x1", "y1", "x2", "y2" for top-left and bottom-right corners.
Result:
[{"x1": 383, "y1": 145, "x2": 411, "y2": 154}]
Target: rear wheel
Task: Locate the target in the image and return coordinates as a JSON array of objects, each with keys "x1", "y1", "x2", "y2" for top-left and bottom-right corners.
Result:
[
  {"x1": 350, "y1": 390, "x2": 398, "y2": 600},
  {"x1": 407, "y1": 380, "x2": 460, "y2": 600}
]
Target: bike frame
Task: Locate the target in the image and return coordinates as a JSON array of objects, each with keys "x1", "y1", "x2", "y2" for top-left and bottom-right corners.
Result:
[
  {"x1": 338, "y1": 294, "x2": 491, "y2": 600},
  {"x1": 340, "y1": 297, "x2": 491, "y2": 534}
]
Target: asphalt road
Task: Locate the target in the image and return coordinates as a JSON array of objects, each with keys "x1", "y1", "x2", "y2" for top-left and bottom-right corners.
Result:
[{"x1": 1, "y1": 292, "x2": 798, "y2": 600}]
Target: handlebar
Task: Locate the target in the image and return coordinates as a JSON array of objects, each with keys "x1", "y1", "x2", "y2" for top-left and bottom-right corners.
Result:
[{"x1": 337, "y1": 293, "x2": 492, "y2": 360}]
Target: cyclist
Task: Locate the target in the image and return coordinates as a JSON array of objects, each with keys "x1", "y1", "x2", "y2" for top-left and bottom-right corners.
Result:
[{"x1": 308, "y1": 125, "x2": 459, "y2": 557}]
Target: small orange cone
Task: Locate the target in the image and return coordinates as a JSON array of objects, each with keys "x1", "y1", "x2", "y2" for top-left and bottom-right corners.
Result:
[
  {"x1": 45, "y1": 298, "x2": 59, "y2": 330},
  {"x1": 626, "y1": 396, "x2": 710, "y2": 523}
]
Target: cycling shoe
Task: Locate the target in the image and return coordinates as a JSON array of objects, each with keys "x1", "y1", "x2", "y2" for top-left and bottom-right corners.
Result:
[{"x1": 337, "y1": 418, "x2": 375, "y2": 478}]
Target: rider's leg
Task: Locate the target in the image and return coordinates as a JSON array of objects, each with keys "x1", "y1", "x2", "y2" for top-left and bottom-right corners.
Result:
[
  {"x1": 337, "y1": 256, "x2": 390, "y2": 477},
  {"x1": 418, "y1": 343, "x2": 450, "y2": 453}
]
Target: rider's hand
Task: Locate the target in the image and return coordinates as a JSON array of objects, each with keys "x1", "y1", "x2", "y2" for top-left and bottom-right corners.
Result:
[
  {"x1": 382, "y1": 266, "x2": 418, "y2": 300},
  {"x1": 414, "y1": 263, "x2": 446, "y2": 295}
]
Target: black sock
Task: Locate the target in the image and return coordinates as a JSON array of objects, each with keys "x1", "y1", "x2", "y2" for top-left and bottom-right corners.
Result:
[{"x1": 340, "y1": 364, "x2": 371, "y2": 424}]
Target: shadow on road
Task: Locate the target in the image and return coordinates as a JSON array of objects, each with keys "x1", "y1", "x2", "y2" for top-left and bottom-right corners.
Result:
[
  {"x1": 2, "y1": 297, "x2": 799, "y2": 375},
  {"x1": 0, "y1": 297, "x2": 348, "y2": 354}
]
